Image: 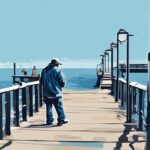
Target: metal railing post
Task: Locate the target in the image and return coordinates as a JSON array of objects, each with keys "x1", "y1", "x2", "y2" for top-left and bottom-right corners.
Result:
[
  {"x1": 29, "y1": 86, "x2": 33, "y2": 117},
  {"x1": 114, "y1": 79, "x2": 117, "y2": 98},
  {"x1": 121, "y1": 82, "x2": 124, "y2": 106},
  {"x1": 0, "y1": 94, "x2": 3, "y2": 139},
  {"x1": 39, "y1": 84, "x2": 43, "y2": 107},
  {"x1": 138, "y1": 89, "x2": 144, "y2": 131},
  {"x1": 22, "y1": 88, "x2": 27, "y2": 121},
  {"x1": 129, "y1": 86, "x2": 132, "y2": 121},
  {"x1": 111, "y1": 78, "x2": 114, "y2": 95},
  {"x1": 133, "y1": 87, "x2": 137, "y2": 113},
  {"x1": 5, "y1": 92, "x2": 11, "y2": 135},
  {"x1": 118, "y1": 81, "x2": 121, "y2": 99},
  {"x1": 35, "y1": 85, "x2": 39, "y2": 112},
  {"x1": 13, "y1": 89, "x2": 19, "y2": 126},
  {"x1": 13, "y1": 63, "x2": 16, "y2": 84}
]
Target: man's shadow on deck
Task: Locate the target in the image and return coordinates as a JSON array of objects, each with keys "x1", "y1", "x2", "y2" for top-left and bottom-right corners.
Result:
[
  {"x1": 113, "y1": 123, "x2": 145, "y2": 150},
  {"x1": 25, "y1": 123, "x2": 59, "y2": 128}
]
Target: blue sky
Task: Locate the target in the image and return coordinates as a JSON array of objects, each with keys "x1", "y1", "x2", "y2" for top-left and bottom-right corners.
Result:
[{"x1": 0, "y1": 0, "x2": 149, "y2": 68}]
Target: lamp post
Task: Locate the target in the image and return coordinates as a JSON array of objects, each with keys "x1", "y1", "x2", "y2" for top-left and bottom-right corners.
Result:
[
  {"x1": 100, "y1": 54, "x2": 104, "y2": 73},
  {"x1": 105, "y1": 49, "x2": 113, "y2": 94},
  {"x1": 117, "y1": 29, "x2": 133, "y2": 123},
  {"x1": 146, "y1": 52, "x2": 150, "y2": 149},
  {"x1": 105, "y1": 43, "x2": 117, "y2": 95},
  {"x1": 115, "y1": 33, "x2": 120, "y2": 102},
  {"x1": 104, "y1": 53, "x2": 106, "y2": 72},
  {"x1": 105, "y1": 49, "x2": 113, "y2": 84},
  {"x1": 104, "y1": 52, "x2": 109, "y2": 72},
  {"x1": 105, "y1": 49, "x2": 112, "y2": 74},
  {"x1": 13, "y1": 63, "x2": 16, "y2": 84},
  {"x1": 110, "y1": 42, "x2": 117, "y2": 96},
  {"x1": 102, "y1": 53, "x2": 106, "y2": 72}
]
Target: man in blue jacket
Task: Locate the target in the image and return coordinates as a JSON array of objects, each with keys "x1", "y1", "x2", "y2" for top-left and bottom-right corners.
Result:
[{"x1": 40, "y1": 58, "x2": 68, "y2": 126}]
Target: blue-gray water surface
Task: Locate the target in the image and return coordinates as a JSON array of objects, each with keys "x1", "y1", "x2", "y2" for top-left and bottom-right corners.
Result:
[
  {"x1": 0, "y1": 68, "x2": 97, "y2": 90},
  {"x1": 0, "y1": 68, "x2": 148, "y2": 89}
]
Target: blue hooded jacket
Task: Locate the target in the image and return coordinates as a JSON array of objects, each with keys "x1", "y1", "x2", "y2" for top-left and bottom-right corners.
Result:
[{"x1": 40, "y1": 65, "x2": 66, "y2": 98}]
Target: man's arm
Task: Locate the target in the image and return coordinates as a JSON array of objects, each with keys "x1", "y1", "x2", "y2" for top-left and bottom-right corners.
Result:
[{"x1": 57, "y1": 70, "x2": 66, "y2": 88}]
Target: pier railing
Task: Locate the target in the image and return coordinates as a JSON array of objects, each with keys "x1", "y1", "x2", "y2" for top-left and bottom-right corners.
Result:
[
  {"x1": 112, "y1": 77, "x2": 147, "y2": 131},
  {"x1": 0, "y1": 81, "x2": 42, "y2": 140}
]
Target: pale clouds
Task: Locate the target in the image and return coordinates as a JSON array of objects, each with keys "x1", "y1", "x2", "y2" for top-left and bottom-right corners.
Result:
[
  {"x1": 29, "y1": 59, "x2": 101, "y2": 68},
  {"x1": 0, "y1": 62, "x2": 12, "y2": 68},
  {"x1": 0, "y1": 58, "x2": 147, "y2": 68},
  {"x1": 0, "y1": 59, "x2": 100, "y2": 68}
]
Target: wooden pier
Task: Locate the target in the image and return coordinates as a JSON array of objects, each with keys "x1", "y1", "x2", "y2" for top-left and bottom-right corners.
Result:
[
  {"x1": 119, "y1": 64, "x2": 148, "y2": 73},
  {"x1": 2, "y1": 89, "x2": 146, "y2": 150}
]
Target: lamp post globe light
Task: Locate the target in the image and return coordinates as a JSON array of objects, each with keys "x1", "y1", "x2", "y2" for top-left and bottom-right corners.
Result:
[
  {"x1": 111, "y1": 42, "x2": 118, "y2": 49},
  {"x1": 117, "y1": 29, "x2": 133, "y2": 123},
  {"x1": 118, "y1": 29, "x2": 128, "y2": 43}
]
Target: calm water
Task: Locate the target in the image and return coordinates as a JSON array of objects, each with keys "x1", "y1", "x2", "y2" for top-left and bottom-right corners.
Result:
[
  {"x1": 129, "y1": 73, "x2": 147, "y2": 85},
  {"x1": 0, "y1": 68, "x2": 97, "y2": 90},
  {"x1": 0, "y1": 68, "x2": 148, "y2": 89}
]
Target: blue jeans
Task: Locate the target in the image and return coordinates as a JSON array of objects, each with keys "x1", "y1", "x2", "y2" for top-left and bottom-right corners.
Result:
[{"x1": 45, "y1": 97, "x2": 66, "y2": 124}]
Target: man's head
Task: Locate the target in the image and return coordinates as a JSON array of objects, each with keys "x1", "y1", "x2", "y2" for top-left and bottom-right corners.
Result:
[{"x1": 49, "y1": 58, "x2": 62, "y2": 66}]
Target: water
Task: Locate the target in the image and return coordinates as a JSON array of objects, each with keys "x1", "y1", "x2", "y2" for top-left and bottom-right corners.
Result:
[
  {"x1": 128, "y1": 73, "x2": 147, "y2": 85},
  {"x1": 64, "y1": 68, "x2": 97, "y2": 90},
  {"x1": 0, "y1": 68, "x2": 148, "y2": 90},
  {"x1": 0, "y1": 68, "x2": 97, "y2": 90}
]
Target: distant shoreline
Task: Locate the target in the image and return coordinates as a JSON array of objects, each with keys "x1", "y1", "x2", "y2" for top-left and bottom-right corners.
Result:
[{"x1": 0, "y1": 67, "x2": 96, "y2": 69}]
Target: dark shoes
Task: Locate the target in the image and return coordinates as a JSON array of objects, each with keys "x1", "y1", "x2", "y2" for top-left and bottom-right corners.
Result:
[
  {"x1": 46, "y1": 120, "x2": 69, "y2": 126},
  {"x1": 46, "y1": 122, "x2": 54, "y2": 126},
  {"x1": 57, "y1": 120, "x2": 69, "y2": 126}
]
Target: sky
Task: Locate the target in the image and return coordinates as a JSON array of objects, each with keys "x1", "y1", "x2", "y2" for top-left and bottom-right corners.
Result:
[{"x1": 0, "y1": 0, "x2": 149, "y2": 68}]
